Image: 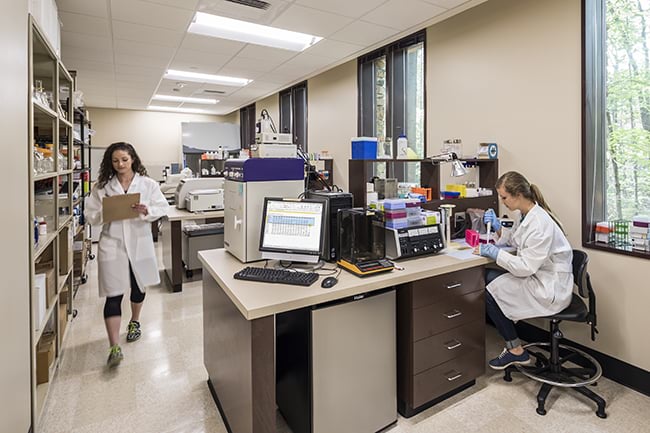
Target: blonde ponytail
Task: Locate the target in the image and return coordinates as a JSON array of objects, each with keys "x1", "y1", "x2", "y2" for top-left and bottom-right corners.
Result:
[{"x1": 530, "y1": 183, "x2": 565, "y2": 233}]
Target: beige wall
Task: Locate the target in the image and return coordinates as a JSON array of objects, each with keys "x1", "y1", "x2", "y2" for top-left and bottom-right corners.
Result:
[
  {"x1": 427, "y1": 0, "x2": 650, "y2": 370},
  {"x1": 2, "y1": 1, "x2": 32, "y2": 430},
  {"x1": 308, "y1": 60, "x2": 358, "y2": 192},
  {"x1": 87, "y1": 108, "x2": 230, "y2": 168}
]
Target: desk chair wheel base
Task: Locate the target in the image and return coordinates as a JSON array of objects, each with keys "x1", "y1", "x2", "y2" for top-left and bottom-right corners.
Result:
[
  {"x1": 89, "y1": 253, "x2": 95, "y2": 260},
  {"x1": 503, "y1": 342, "x2": 607, "y2": 419}
]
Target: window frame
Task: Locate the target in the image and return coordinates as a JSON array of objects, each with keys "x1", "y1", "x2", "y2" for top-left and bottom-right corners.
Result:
[
  {"x1": 582, "y1": 0, "x2": 650, "y2": 260},
  {"x1": 239, "y1": 103, "x2": 256, "y2": 150},
  {"x1": 279, "y1": 81, "x2": 308, "y2": 151},
  {"x1": 357, "y1": 30, "x2": 426, "y2": 164}
]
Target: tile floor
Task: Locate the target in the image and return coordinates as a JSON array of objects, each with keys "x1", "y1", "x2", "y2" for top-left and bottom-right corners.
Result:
[{"x1": 39, "y1": 243, "x2": 650, "y2": 433}]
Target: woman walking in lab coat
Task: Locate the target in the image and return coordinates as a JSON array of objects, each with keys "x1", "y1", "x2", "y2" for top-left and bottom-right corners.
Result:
[
  {"x1": 85, "y1": 142, "x2": 169, "y2": 367},
  {"x1": 477, "y1": 171, "x2": 573, "y2": 370}
]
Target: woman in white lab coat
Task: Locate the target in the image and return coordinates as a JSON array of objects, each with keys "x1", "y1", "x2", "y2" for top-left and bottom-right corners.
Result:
[
  {"x1": 85, "y1": 142, "x2": 169, "y2": 367},
  {"x1": 477, "y1": 171, "x2": 573, "y2": 370}
]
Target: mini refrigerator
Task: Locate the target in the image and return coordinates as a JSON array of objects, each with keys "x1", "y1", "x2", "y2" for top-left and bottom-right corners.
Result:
[{"x1": 276, "y1": 288, "x2": 396, "y2": 433}]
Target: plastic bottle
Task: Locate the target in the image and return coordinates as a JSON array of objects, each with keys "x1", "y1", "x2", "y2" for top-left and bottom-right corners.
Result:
[
  {"x1": 397, "y1": 135, "x2": 408, "y2": 159},
  {"x1": 34, "y1": 218, "x2": 39, "y2": 244},
  {"x1": 38, "y1": 217, "x2": 47, "y2": 236}
]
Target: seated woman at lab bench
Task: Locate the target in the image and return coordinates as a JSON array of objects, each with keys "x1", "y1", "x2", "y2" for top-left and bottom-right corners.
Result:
[{"x1": 476, "y1": 171, "x2": 573, "y2": 370}]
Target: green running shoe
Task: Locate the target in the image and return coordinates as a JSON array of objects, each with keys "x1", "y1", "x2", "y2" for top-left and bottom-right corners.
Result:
[
  {"x1": 107, "y1": 345, "x2": 123, "y2": 367},
  {"x1": 126, "y1": 320, "x2": 141, "y2": 342}
]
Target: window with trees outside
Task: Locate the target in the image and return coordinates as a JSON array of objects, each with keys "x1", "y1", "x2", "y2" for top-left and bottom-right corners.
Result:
[
  {"x1": 358, "y1": 31, "x2": 425, "y2": 183},
  {"x1": 584, "y1": 0, "x2": 650, "y2": 258}
]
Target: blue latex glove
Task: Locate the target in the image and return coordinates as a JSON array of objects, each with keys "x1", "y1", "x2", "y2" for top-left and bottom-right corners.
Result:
[
  {"x1": 484, "y1": 209, "x2": 501, "y2": 231},
  {"x1": 479, "y1": 243, "x2": 500, "y2": 260}
]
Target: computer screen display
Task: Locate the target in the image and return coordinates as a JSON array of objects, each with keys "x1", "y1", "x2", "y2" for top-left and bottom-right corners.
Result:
[{"x1": 259, "y1": 198, "x2": 325, "y2": 263}]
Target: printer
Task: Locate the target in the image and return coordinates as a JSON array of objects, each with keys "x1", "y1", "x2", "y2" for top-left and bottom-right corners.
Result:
[
  {"x1": 186, "y1": 189, "x2": 224, "y2": 212},
  {"x1": 175, "y1": 177, "x2": 224, "y2": 209}
]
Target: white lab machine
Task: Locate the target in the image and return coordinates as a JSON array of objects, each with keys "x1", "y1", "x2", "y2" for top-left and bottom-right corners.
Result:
[
  {"x1": 250, "y1": 142, "x2": 298, "y2": 158},
  {"x1": 223, "y1": 158, "x2": 305, "y2": 263},
  {"x1": 175, "y1": 177, "x2": 224, "y2": 209},
  {"x1": 185, "y1": 189, "x2": 224, "y2": 212}
]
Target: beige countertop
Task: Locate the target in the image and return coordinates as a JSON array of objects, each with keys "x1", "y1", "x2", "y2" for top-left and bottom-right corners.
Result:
[
  {"x1": 165, "y1": 207, "x2": 224, "y2": 222},
  {"x1": 198, "y1": 248, "x2": 489, "y2": 320}
]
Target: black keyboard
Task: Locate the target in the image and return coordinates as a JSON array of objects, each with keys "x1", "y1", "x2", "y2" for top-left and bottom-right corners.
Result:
[{"x1": 234, "y1": 266, "x2": 319, "y2": 287}]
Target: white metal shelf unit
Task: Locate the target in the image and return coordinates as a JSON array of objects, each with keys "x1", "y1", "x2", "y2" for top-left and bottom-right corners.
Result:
[{"x1": 28, "y1": 15, "x2": 75, "y2": 431}]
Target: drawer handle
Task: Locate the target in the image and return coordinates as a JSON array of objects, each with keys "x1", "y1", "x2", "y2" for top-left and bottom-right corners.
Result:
[
  {"x1": 443, "y1": 309, "x2": 462, "y2": 319},
  {"x1": 445, "y1": 371, "x2": 462, "y2": 381},
  {"x1": 445, "y1": 340, "x2": 462, "y2": 350},
  {"x1": 446, "y1": 282, "x2": 462, "y2": 289}
]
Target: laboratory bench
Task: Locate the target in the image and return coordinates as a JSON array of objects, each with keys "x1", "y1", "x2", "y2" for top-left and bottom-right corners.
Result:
[
  {"x1": 199, "y1": 248, "x2": 489, "y2": 433},
  {"x1": 161, "y1": 207, "x2": 224, "y2": 292}
]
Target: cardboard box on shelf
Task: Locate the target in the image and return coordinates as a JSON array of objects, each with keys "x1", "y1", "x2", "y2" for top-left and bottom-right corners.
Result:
[
  {"x1": 36, "y1": 333, "x2": 56, "y2": 385},
  {"x1": 35, "y1": 262, "x2": 56, "y2": 308},
  {"x1": 59, "y1": 302, "x2": 68, "y2": 339},
  {"x1": 59, "y1": 227, "x2": 73, "y2": 275}
]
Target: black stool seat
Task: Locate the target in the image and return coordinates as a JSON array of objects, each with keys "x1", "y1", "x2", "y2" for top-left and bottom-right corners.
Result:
[
  {"x1": 502, "y1": 250, "x2": 607, "y2": 419},
  {"x1": 549, "y1": 294, "x2": 588, "y2": 322}
]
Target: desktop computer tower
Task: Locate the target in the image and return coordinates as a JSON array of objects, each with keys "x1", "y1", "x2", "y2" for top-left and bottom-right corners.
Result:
[{"x1": 305, "y1": 190, "x2": 353, "y2": 261}]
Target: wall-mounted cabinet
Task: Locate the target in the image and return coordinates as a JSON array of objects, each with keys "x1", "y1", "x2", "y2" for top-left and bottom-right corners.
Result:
[
  {"x1": 28, "y1": 16, "x2": 75, "y2": 430},
  {"x1": 348, "y1": 158, "x2": 499, "y2": 215}
]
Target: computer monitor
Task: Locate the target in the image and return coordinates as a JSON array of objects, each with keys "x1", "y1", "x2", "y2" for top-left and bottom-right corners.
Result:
[{"x1": 259, "y1": 198, "x2": 326, "y2": 264}]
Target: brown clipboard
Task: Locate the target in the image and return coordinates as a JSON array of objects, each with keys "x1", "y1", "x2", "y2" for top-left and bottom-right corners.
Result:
[{"x1": 102, "y1": 193, "x2": 141, "y2": 223}]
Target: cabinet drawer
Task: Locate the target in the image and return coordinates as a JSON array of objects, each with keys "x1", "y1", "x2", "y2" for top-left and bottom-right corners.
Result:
[
  {"x1": 411, "y1": 266, "x2": 484, "y2": 309},
  {"x1": 412, "y1": 350, "x2": 485, "y2": 408},
  {"x1": 413, "y1": 290, "x2": 484, "y2": 341},
  {"x1": 413, "y1": 320, "x2": 485, "y2": 375}
]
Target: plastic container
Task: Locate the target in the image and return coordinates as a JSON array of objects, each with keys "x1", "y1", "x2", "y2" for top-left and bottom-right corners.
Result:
[
  {"x1": 385, "y1": 218, "x2": 408, "y2": 229},
  {"x1": 383, "y1": 199, "x2": 406, "y2": 210},
  {"x1": 441, "y1": 191, "x2": 461, "y2": 199},
  {"x1": 384, "y1": 209, "x2": 407, "y2": 220},
  {"x1": 351, "y1": 137, "x2": 378, "y2": 160},
  {"x1": 407, "y1": 216, "x2": 422, "y2": 227},
  {"x1": 396, "y1": 135, "x2": 408, "y2": 159}
]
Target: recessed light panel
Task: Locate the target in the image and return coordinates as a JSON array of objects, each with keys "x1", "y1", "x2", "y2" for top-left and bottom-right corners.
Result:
[
  {"x1": 152, "y1": 94, "x2": 219, "y2": 105},
  {"x1": 188, "y1": 12, "x2": 323, "y2": 52},
  {"x1": 164, "y1": 69, "x2": 252, "y2": 87}
]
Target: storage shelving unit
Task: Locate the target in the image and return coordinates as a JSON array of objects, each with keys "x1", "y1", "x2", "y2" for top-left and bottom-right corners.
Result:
[
  {"x1": 28, "y1": 16, "x2": 75, "y2": 429},
  {"x1": 71, "y1": 101, "x2": 93, "y2": 290},
  {"x1": 348, "y1": 158, "x2": 499, "y2": 214}
]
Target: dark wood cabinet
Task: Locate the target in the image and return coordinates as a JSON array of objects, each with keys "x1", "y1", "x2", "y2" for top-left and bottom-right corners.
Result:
[
  {"x1": 347, "y1": 159, "x2": 498, "y2": 215},
  {"x1": 397, "y1": 266, "x2": 486, "y2": 417}
]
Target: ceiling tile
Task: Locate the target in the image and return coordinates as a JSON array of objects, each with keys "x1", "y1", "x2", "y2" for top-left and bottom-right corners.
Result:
[
  {"x1": 85, "y1": 96, "x2": 118, "y2": 108},
  {"x1": 197, "y1": 0, "x2": 291, "y2": 25},
  {"x1": 114, "y1": 63, "x2": 165, "y2": 76},
  {"x1": 222, "y1": 55, "x2": 287, "y2": 73},
  {"x1": 295, "y1": 0, "x2": 386, "y2": 19},
  {"x1": 421, "y1": 0, "x2": 470, "y2": 8},
  {"x1": 116, "y1": 86, "x2": 156, "y2": 98},
  {"x1": 114, "y1": 53, "x2": 169, "y2": 68},
  {"x1": 75, "y1": 71, "x2": 116, "y2": 83},
  {"x1": 237, "y1": 45, "x2": 297, "y2": 63},
  {"x1": 84, "y1": 86, "x2": 118, "y2": 97},
  {"x1": 329, "y1": 21, "x2": 399, "y2": 46},
  {"x1": 214, "y1": 67, "x2": 266, "y2": 81},
  {"x1": 113, "y1": 39, "x2": 176, "y2": 60},
  {"x1": 148, "y1": 100, "x2": 181, "y2": 108},
  {"x1": 197, "y1": 84, "x2": 236, "y2": 96},
  {"x1": 63, "y1": 49, "x2": 113, "y2": 65},
  {"x1": 303, "y1": 39, "x2": 364, "y2": 60},
  {"x1": 170, "y1": 49, "x2": 233, "y2": 72},
  {"x1": 361, "y1": 0, "x2": 446, "y2": 30},
  {"x1": 179, "y1": 33, "x2": 246, "y2": 55},
  {"x1": 157, "y1": 79, "x2": 204, "y2": 94},
  {"x1": 271, "y1": 4, "x2": 353, "y2": 38},
  {"x1": 116, "y1": 72, "x2": 162, "y2": 83},
  {"x1": 76, "y1": 76, "x2": 116, "y2": 90},
  {"x1": 57, "y1": 0, "x2": 109, "y2": 18},
  {"x1": 59, "y1": 11, "x2": 110, "y2": 37},
  {"x1": 178, "y1": 102, "x2": 221, "y2": 111},
  {"x1": 141, "y1": 0, "x2": 200, "y2": 10},
  {"x1": 112, "y1": 20, "x2": 185, "y2": 47},
  {"x1": 61, "y1": 31, "x2": 112, "y2": 52},
  {"x1": 111, "y1": 0, "x2": 195, "y2": 31},
  {"x1": 61, "y1": 59, "x2": 114, "y2": 73}
]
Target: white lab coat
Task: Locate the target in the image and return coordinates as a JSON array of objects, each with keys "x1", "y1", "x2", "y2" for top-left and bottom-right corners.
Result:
[
  {"x1": 487, "y1": 204, "x2": 573, "y2": 321},
  {"x1": 85, "y1": 174, "x2": 169, "y2": 297}
]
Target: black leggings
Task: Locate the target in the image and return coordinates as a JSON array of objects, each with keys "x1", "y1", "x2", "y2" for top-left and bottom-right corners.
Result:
[
  {"x1": 485, "y1": 268, "x2": 521, "y2": 349},
  {"x1": 103, "y1": 265, "x2": 146, "y2": 319}
]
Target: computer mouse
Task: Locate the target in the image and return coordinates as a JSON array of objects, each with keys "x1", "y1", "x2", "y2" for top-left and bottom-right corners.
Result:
[{"x1": 321, "y1": 276, "x2": 338, "y2": 288}]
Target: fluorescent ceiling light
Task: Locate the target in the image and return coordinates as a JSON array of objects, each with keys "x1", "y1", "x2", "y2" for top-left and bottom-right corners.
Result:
[
  {"x1": 188, "y1": 12, "x2": 323, "y2": 52},
  {"x1": 148, "y1": 105, "x2": 213, "y2": 114},
  {"x1": 164, "y1": 69, "x2": 252, "y2": 87},
  {"x1": 152, "y1": 94, "x2": 218, "y2": 105}
]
